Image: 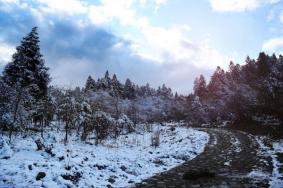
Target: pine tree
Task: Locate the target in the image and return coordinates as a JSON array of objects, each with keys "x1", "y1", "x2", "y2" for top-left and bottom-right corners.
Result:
[
  {"x1": 3, "y1": 27, "x2": 50, "y2": 100},
  {"x1": 159, "y1": 84, "x2": 173, "y2": 98},
  {"x1": 193, "y1": 74, "x2": 207, "y2": 98},
  {"x1": 207, "y1": 66, "x2": 226, "y2": 96},
  {"x1": 1, "y1": 27, "x2": 50, "y2": 136},
  {"x1": 124, "y1": 78, "x2": 135, "y2": 99},
  {"x1": 85, "y1": 75, "x2": 96, "y2": 91},
  {"x1": 104, "y1": 70, "x2": 111, "y2": 89},
  {"x1": 111, "y1": 74, "x2": 123, "y2": 97}
]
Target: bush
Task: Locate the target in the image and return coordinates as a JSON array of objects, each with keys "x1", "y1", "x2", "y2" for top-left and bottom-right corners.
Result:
[
  {"x1": 93, "y1": 111, "x2": 113, "y2": 144},
  {"x1": 117, "y1": 114, "x2": 134, "y2": 134}
]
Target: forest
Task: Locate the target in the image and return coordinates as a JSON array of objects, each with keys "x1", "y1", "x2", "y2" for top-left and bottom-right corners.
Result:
[{"x1": 1, "y1": 27, "x2": 282, "y2": 142}]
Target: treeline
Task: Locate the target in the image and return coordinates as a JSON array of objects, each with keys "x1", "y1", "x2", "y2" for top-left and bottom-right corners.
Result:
[
  {"x1": 0, "y1": 27, "x2": 185, "y2": 144},
  {"x1": 189, "y1": 53, "x2": 283, "y2": 129},
  {"x1": 84, "y1": 70, "x2": 186, "y2": 123}
]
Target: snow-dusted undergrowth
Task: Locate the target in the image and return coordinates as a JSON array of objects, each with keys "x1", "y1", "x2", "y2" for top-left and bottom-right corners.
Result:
[{"x1": 0, "y1": 123, "x2": 209, "y2": 188}]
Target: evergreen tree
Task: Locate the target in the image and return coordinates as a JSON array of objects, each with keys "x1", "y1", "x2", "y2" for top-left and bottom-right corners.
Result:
[
  {"x1": 124, "y1": 78, "x2": 135, "y2": 99},
  {"x1": 145, "y1": 83, "x2": 154, "y2": 96},
  {"x1": 193, "y1": 74, "x2": 207, "y2": 98},
  {"x1": 85, "y1": 75, "x2": 96, "y2": 91},
  {"x1": 104, "y1": 70, "x2": 111, "y2": 89},
  {"x1": 1, "y1": 27, "x2": 50, "y2": 136},
  {"x1": 3, "y1": 27, "x2": 50, "y2": 100},
  {"x1": 159, "y1": 84, "x2": 173, "y2": 98},
  {"x1": 111, "y1": 74, "x2": 123, "y2": 97}
]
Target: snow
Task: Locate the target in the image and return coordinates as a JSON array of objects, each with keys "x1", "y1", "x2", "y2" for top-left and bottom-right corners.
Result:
[
  {"x1": 229, "y1": 132, "x2": 241, "y2": 153},
  {"x1": 224, "y1": 161, "x2": 231, "y2": 166},
  {"x1": 247, "y1": 170, "x2": 269, "y2": 179},
  {"x1": 0, "y1": 137, "x2": 13, "y2": 159},
  {"x1": 255, "y1": 137, "x2": 283, "y2": 188},
  {"x1": 0, "y1": 123, "x2": 209, "y2": 188}
]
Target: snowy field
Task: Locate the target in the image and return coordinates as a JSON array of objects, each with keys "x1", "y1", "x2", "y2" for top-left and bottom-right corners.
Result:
[{"x1": 0, "y1": 123, "x2": 209, "y2": 188}]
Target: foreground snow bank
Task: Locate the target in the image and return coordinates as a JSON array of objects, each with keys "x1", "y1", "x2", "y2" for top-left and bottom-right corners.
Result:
[{"x1": 0, "y1": 123, "x2": 209, "y2": 188}]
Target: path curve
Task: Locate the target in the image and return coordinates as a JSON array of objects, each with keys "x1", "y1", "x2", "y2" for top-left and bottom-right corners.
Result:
[{"x1": 135, "y1": 128, "x2": 272, "y2": 188}]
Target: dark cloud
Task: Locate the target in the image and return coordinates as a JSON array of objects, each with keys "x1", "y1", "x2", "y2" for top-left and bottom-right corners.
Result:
[
  {"x1": 0, "y1": 3, "x2": 213, "y2": 94},
  {"x1": 41, "y1": 21, "x2": 120, "y2": 61},
  {"x1": 0, "y1": 6, "x2": 37, "y2": 44}
]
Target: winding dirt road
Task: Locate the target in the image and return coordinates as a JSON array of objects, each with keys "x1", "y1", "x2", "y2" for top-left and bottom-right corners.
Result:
[{"x1": 135, "y1": 128, "x2": 274, "y2": 188}]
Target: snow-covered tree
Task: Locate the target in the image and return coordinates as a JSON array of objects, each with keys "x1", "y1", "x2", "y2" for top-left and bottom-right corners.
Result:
[
  {"x1": 85, "y1": 75, "x2": 96, "y2": 92},
  {"x1": 3, "y1": 27, "x2": 50, "y2": 100},
  {"x1": 59, "y1": 90, "x2": 77, "y2": 144},
  {"x1": 193, "y1": 74, "x2": 207, "y2": 99},
  {"x1": 111, "y1": 74, "x2": 123, "y2": 97},
  {"x1": 2, "y1": 27, "x2": 50, "y2": 134},
  {"x1": 124, "y1": 78, "x2": 135, "y2": 99}
]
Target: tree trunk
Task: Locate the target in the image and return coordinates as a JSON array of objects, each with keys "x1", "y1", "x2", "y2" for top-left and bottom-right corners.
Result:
[
  {"x1": 10, "y1": 90, "x2": 22, "y2": 142},
  {"x1": 41, "y1": 119, "x2": 44, "y2": 139},
  {"x1": 65, "y1": 123, "x2": 68, "y2": 145}
]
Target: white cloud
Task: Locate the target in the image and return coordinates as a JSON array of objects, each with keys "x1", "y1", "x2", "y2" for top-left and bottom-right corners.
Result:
[
  {"x1": 139, "y1": 0, "x2": 168, "y2": 11},
  {"x1": 37, "y1": 0, "x2": 88, "y2": 15},
  {"x1": 128, "y1": 17, "x2": 230, "y2": 70},
  {"x1": 262, "y1": 36, "x2": 283, "y2": 52},
  {"x1": 0, "y1": 42, "x2": 15, "y2": 66},
  {"x1": 0, "y1": 0, "x2": 27, "y2": 12},
  {"x1": 88, "y1": 0, "x2": 136, "y2": 26},
  {"x1": 154, "y1": 0, "x2": 168, "y2": 12},
  {"x1": 208, "y1": 0, "x2": 281, "y2": 12},
  {"x1": 279, "y1": 10, "x2": 283, "y2": 23}
]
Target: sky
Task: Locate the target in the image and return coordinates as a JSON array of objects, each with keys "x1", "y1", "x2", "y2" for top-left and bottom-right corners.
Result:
[{"x1": 0, "y1": 0, "x2": 283, "y2": 94}]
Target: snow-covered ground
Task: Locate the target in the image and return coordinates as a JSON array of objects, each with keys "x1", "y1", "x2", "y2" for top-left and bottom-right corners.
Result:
[{"x1": 0, "y1": 123, "x2": 209, "y2": 188}]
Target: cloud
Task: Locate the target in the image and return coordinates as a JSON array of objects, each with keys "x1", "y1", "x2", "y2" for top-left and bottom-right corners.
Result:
[
  {"x1": 262, "y1": 36, "x2": 283, "y2": 52},
  {"x1": 129, "y1": 17, "x2": 229, "y2": 70},
  {"x1": 139, "y1": 0, "x2": 168, "y2": 11},
  {"x1": 88, "y1": 0, "x2": 136, "y2": 26},
  {"x1": 0, "y1": 41, "x2": 15, "y2": 67},
  {"x1": 36, "y1": 0, "x2": 88, "y2": 15},
  {"x1": 0, "y1": 0, "x2": 22, "y2": 12},
  {"x1": 208, "y1": 0, "x2": 281, "y2": 12},
  {"x1": 153, "y1": 0, "x2": 168, "y2": 12}
]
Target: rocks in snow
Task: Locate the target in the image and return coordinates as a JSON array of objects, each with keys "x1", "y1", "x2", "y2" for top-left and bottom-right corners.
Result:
[
  {"x1": 28, "y1": 165, "x2": 33, "y2": 170},
  {"x1": 61, "y1": 172, "x2": 82, "y2": 183},
  {"x1": 58, "y1": 156, "x2": 64, "y2": 161},
  {"x1": 108, "y1": 177, "x2": 115, "y2": 184},
  {"x1": 94, "y1": 164, "x2": 108, "y2": 170},
  {"x1": 108, "y1": 175, "x2": 117, "y2": 184},
  {"x1": 120, "y1": 165, "x2": 127, "y2": 171},
  {"x1": 36, "y1": 172, "x2": 46, "y2": 181}
]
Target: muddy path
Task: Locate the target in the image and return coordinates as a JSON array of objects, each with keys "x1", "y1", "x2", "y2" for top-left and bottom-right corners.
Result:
[{"x1": 135, "y1": 128, "x2": 273, "y2": 188}]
